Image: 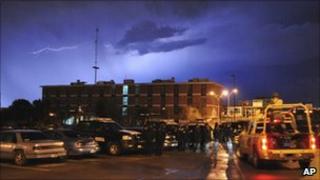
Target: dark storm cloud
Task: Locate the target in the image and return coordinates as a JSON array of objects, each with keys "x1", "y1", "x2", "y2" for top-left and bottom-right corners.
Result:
[
  {"x1": 132, "y1": 38, "x2": 207, "y2": 55},
  {"x1": 144, "y1": 0, "x2": 210, "y2": 18},
  {"x1": 118, "y1": 20, "x2": 186, "y2": 46},
  {"x1": 258, "y1": 2, "x2": 319, "y2": 26},
  {"x1": 116, "y1": 20, "x2": 204, "y2": 55}
]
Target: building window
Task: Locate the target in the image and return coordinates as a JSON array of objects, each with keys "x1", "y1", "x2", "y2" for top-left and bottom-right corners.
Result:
[
  {"x1": 174, "y1": 85, "x2": 179, "y2": 95},
  {"x1": 135, "y1": 85, "x2": 140, "y2": 94},
  {"x1": 147, "y1": 97, "x2": 152, "y2": 107},
  {"x1": 187, "y1": 97, "x2": 192, "y2": 105},
  {"x1": 123, "y1": 85, "x2": 129, "y2": 95},
  {"x1": 188, "y1": 85, "x2": 193, "y2": 96},
  {"x1": 147, "y1": 86, "x2": 152, "y2": 97},
  {"x1": 122, "y1": 107, "x2": 128, "y2": 116},
  {"x1": 123, "y1": 96, "x2": 128, "y2": 106},
  {"x1": 161, "y1": 85, "x2": 166, "y2": 96},
  {"x1": 201, "y1": 84, "x2": 206, "y2": 96}
]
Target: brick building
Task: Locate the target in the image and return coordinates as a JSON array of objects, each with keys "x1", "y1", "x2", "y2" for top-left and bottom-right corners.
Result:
[{"x1": 42, "y1": 78, "x2": 223, "y2": 124}]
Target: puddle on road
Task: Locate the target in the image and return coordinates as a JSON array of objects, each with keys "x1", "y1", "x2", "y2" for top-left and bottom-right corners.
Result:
[{"x1": 164, "y1": 168, "x2": 179, "y2": 175}]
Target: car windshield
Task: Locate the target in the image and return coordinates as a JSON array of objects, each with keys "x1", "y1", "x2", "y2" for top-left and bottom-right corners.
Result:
[
  {"x1": 21, "y1": 132, "x2": 49, "y2": 141},
  {"x1": 105, "y1": 122, "x2": 123, "y2": 131}
]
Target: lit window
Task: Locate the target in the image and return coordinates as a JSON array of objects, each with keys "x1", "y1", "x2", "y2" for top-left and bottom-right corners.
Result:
[
  {"x1": 123, "y1": 96, "x2": 128, "y2": 106},
  {"x1": 123, "y1": 85, "x2": 128, "y2": 95},
  {"x1": 122, "y1": 107, "x2": 128, "y2": 116}
]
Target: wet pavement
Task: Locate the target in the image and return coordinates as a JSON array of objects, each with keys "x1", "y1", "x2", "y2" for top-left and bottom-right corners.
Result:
[
  {"x1": 0, "y1": 150, "x2": 211, "y2": 179},
  {"x1": 207, "y1": 144, "x2": 320, "y2": 180},
  {"x1": 1, "y1": 145, "x2": 319, "y2": 179}
]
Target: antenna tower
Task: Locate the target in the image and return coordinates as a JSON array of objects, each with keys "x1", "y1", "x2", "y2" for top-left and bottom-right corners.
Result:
[{"x1": 93, "y1": 28, "x2": 99, "y2": 83}]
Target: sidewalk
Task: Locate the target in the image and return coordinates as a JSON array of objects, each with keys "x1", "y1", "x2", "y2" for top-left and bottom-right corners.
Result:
[{"x1": 206, "y1": 144, "x2": 243, "y2": 180}]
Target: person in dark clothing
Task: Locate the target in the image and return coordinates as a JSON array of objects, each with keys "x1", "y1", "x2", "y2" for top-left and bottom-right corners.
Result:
[
  {"x1": 213, "y1": 123, "x2": 221, "y2": 160},
  {"x1": 200, "y1": 125, "x2": 208, "y2": 151},
  {"x1": 224, "y1": 123, "x2": 234, "y2": 159},
  {"x1": 187, "y1": 126, "x2": 194, "y2": 149},
  {"x1": 193, "y1": 124, "x2": 201, "y2": 152},
  {"x1": 143, "y1": 122, "x2": 155, "y2": 155},
  {"x1": 155, "y1": 123, "x2": 166, "y2": 155},
  {"x1": 177, "y1": 125, "x2": 187, "y2": 151}
]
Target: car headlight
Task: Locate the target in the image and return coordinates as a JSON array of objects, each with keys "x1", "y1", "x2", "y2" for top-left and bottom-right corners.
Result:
[{"x1": 122, "y1": 135, "x2": 132, "y2": 140}]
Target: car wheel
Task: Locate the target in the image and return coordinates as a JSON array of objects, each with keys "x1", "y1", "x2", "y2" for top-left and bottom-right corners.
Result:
[
  {"x1": 108, "y1": 143, "x2": 121, "y2": 155},
  {"x1": 14, "y1": 150, "x2": 27, "y2": 166},
  {"x1": 299, "y1": 160, "x2": 311, "y2": 169}
]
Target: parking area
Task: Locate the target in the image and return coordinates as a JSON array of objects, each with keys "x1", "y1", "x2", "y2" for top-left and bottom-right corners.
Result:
[{"x1": 0, "y1": 151, "x2": 211, "y2": 179}]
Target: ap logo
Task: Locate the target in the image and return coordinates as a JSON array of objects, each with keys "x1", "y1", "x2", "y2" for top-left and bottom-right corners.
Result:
[{"x1": 302, "y1": 167, "x2": 317, "y2": 176}]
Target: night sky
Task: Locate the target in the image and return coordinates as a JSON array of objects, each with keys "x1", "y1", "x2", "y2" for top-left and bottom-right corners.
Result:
[{"x1": 1, "y1": 1, "x2": 319, "y2": 107}]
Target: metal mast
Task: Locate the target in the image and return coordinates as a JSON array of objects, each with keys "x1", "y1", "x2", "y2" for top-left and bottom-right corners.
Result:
[{"x1": 93, "y1": 28, "x2": 99, "y2": 83}]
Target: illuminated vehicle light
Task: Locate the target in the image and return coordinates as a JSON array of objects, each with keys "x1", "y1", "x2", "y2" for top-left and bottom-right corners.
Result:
[
  {"x1": 122, "y1": 135, "x2": 132, "y2": 140},
  {"x1": 262, "y1": 137, "x2": 268, "y2": 151},
  {"x1": 310, "y1": 136, "x2": 316, "y2": 150},
  {"x1": 273, "y1": 119, "x2": 281, "y2": 123}
]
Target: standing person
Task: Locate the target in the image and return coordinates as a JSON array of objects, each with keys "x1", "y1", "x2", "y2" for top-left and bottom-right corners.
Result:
[
  {"x1": 143, "y1": 122, "x2": 154, "y2": 155},
  {"x1": 193, "y1": 124, "x2": 201, "y2": 152},
  {"x1": 155, "y1": 123, "x2": 166, "y2": 155},
  {"x1": 200, "y1": 125, "x2": 208, "y2": 151},
  {"x1": 187, "y1": 125, "x2": 194, "y2": 150},
  {"x1": 177, "y1": 125, "x2": 186, "y2": 151},
  {"x1": 213, "y1": 123, "x2": 221, "y2": 160},
  {"x1": 224, "y1": 123, "x2": 234, "y2": 159}
]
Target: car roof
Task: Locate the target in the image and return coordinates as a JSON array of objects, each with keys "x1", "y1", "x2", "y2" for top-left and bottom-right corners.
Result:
[
  {"x1": 0, "y1": 129, "x2": 42, "y2": 133},
  {"x1": 79, "y1": 120, "x2": 116, "y2": 123}
]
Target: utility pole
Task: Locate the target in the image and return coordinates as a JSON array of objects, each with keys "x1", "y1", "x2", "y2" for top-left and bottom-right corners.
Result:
[
  {"x1": 231, "y1": 74, "x2": 236, "y2": 122},
  {"x1": 93, "y1": 28, "x2": 99, "y2": 83}
]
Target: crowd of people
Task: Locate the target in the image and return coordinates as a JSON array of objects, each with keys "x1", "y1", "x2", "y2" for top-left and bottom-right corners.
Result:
[
  {"x1": 143, "y1": 122, "x2": 167, "y2": 155},
  {"x1": 141, "y1": 121, "x2": 243, "y2": 158},
  {"x1": 176, "y1": 124, "x2": 211, "y2": 152}
]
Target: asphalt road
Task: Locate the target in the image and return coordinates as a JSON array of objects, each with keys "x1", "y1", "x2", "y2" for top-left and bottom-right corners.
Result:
[
  {"x1": 236, "y1": 150, "x2": 320, "y2": 180},
  {"x1": 0, "y1": 150, "x2": 211, "y2": 179},
  {"x1": 1, "y1": 146, "x2": 319, "y2": 179}
]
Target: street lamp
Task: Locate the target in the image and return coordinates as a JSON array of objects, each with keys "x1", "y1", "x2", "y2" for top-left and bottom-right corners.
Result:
[{"x1": 231, "y1": 88, "x2": 238, "y2": 122}]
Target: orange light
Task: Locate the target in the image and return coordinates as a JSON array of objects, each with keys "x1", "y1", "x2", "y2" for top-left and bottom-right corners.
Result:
[
  {"x1": 262, "y1": 137, "x2": 268, "y2": 151},
  {"x1": 310, "y1": 136, "x2": 316, "y2": 150}
]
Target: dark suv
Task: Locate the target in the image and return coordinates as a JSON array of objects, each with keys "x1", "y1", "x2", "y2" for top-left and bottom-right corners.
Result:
[{"x1": 75, "y1": 119, "x2": 144, "y2": 155}]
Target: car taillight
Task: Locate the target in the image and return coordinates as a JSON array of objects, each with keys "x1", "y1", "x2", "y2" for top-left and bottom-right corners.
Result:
[
  {"x1": 310, "y1": 135, "x2": 316, "y2": 150},
  {"x1": 261, "y1": 137, "x2": 268, "y2": 151}
]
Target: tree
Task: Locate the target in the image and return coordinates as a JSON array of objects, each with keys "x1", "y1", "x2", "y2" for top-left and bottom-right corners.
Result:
[
  {"x1": 32, "y1": 99, "x2": 49, "y2": 127},
  {"x1": 9, "y1": 99, "x2": 33, "y2": 126}
]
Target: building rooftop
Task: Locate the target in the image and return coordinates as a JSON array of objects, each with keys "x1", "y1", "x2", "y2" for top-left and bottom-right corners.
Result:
[{"x1": 41, "y1": 78, "x2": 224, "y2": 88}]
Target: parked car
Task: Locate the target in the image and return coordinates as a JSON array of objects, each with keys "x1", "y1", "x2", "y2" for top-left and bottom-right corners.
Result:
[
  {"x1": 238, "y1": 104, "x2": 316, "y2": 169},
  {"x1": 0, "y1": 129, "x2": 66, "y2": 165},
  {"x1": 44, "y1": 129, "x2": 99, "y2": 157},
  {"x1": 75, "y1": 118, "x2": 144, "y2": 155}
]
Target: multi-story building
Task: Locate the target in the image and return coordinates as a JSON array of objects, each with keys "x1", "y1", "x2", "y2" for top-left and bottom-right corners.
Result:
[{"x1": 42, "y1": 78, "x2": 223, "y2": 125}]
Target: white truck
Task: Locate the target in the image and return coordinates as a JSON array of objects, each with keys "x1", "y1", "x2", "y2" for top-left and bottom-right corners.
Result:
[{"x1": 238, "y1": 103, "x2": 316, "y2": 168}]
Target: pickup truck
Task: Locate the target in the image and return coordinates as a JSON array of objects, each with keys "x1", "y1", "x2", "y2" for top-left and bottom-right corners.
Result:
[{"x1": 238, "y1": 103, "x2": 316, "y2": 168}]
